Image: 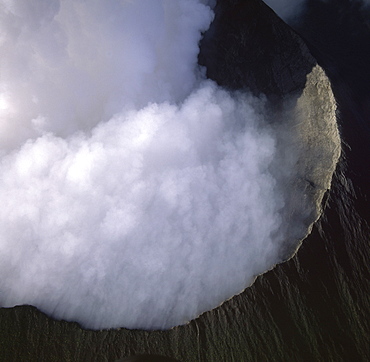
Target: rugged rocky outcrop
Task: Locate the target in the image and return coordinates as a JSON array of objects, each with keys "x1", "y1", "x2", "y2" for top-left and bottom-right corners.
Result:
[
  {"x1": 0, "y1": 1, "x2": 342, "y2": 361},
  {"x1": 272, "y1": 64, "x2": 340, "y2": 259},
  {"x1": 202, "y1": 0, "x2": 340, "y2": 260}
]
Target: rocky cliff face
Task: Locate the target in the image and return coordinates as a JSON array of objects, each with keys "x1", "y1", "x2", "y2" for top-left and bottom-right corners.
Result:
[
  {"x1": 0, "y1": 0, "x2": 341, "y2": 361},
  {"x1": 272, "y1": 64, "x2": 340, "y2": 259},
  {"x1": 202, "y1": 0, "x2": 340, "y2": 260}
]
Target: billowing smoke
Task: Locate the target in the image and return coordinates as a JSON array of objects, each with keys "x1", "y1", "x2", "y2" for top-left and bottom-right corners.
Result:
[{"x1": 1, "y1": 0, "x2": 306, "y2": 330}]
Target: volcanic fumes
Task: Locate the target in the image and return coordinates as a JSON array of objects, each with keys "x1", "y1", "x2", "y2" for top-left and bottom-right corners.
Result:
[{"x1": 0, "y1": 0, "x2": 340, "y2": 330}]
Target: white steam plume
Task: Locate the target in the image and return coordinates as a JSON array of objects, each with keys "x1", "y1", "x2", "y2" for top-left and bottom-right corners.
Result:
[{"x1": 1, "y1": 0, "x2": 301, "y2": 330}]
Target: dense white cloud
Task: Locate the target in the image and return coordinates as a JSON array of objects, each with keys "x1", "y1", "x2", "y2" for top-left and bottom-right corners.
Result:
[{"x1": 0, "y1": 0, "x2": 315, "y2": 330}]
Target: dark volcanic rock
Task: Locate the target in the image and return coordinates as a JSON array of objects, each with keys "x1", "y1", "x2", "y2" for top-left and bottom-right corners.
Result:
[
  {"x1": 198, "y1": 0, "x2": 316, "y2": 96},
  {"x1": 199, "y1": 1, "x2": 340, "y2": 262}
]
